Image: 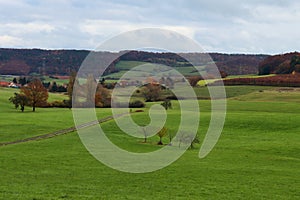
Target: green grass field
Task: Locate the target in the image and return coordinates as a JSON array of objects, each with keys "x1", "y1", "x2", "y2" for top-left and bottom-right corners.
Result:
[
  {"x1": 42, "y1": 76, "x2": 69, "y2": 85},
  {"x1": 0, "y1": 86, "x2": 299, "y2": 199}
]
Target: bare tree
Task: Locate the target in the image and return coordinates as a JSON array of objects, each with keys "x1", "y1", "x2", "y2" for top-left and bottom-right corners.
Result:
[
  {"x1": 177, "y1": 131, "x2": 199, "y2": 149},
  {"x1": 85, "y1": 74, "x2": 97, "y2": 105},
  {"x1": 142, "y1": 127, "x2": 149, "y2": 143}
]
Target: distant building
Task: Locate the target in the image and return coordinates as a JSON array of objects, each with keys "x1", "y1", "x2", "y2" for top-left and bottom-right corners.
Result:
[
  {"x1": 0, "y1": 81, "x2": 21, "y2": 88},
  {"x1": 0, "y1": 81, "x2": 10, "y2": 87},
  {"x1": 8, "y1": 82, "x2": 21, "y2": 88}
]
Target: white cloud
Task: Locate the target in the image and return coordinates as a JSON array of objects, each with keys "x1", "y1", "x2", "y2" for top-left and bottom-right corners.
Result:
[
  {"x1": 161, "y1": 26, "x2": 197, "y2": 39},
  {"x1": 79, "y1": 19, "x2": 201, "y2": 40},
  {"x1": 0, "y1": 35, "x2": 24, "y2": 47},
  {"x1": 79, "y1": 19, "x2": 139, "y2": 37},
  {"x1": 3, "y1": 22, "x2": 55, "y2": 35}
]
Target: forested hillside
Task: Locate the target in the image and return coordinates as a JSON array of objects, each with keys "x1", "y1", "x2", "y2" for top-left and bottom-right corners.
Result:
[
  {"x1": 0, "y1": 48, "x2": 268, "y2": 76},
  {"x1": 258, "y1": 52, "x2": 300, "y2": 75}
]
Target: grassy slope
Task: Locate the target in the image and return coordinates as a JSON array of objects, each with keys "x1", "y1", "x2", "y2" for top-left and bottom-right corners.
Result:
[
  {"x1": 105, "y1": 61, "x2": 206, "y2": 79},
  {"x1": 0, "y1": 86, "x2": 299, "y2": 199},
  {"x1": 192, "y1": 85, "x2": 272, "y2": 99},
  {"x1": 232, "y1": 88, "x2": 300, "y2": 102}
]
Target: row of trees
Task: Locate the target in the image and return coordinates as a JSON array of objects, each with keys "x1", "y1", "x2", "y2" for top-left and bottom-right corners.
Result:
[
  {"x1": 9, "y1": 72, "x2": 180, "y2": 111},
  {"x1": 9, "y1": 73, "x2": 155, "y2": 111},
  {"x1": 143, "y1": 126, "x2": 199, "y2": 149},
  {"x1": 13, "y1": 76, "x2": 68, "y2": 92}
]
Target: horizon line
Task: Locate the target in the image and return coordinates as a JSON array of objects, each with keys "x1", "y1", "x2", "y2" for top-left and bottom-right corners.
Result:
[{"x1": 0, "y1": 47, "x2": 299, "y2": 56}]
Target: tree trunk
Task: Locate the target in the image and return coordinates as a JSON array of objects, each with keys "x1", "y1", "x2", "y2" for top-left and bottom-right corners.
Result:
[
  {"x1": 157, "y1": 137, "x2": 163, "y2": 145},
  {"x1": 32, "y1": 103, "x2": 36, "y2": 112}
]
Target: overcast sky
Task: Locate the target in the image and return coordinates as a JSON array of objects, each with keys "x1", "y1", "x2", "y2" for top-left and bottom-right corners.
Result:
[{"x1": 0, "y1": 0, "x2": 299, "y2": 54}]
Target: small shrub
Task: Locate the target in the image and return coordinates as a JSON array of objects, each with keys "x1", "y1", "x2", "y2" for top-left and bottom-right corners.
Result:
[
  {"x1": 129, "y1": 100, "x2": 145, "y2": 108},
  {"x1": 47, "y1": 100, "x2": 68, "y2": 108},
  {"x1": 166, "y1": 95, "x2": 178, "y2": 100}
]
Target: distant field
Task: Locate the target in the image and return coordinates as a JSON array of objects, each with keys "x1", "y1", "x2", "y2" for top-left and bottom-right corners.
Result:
[
  {"x1": 104, "y1": 60, "x2": 206, "y2": 80},
  {"x1": 42, "y1": 76, "x2": 69, "y2": 85},
  {"x1": 0, "y1": 75, "x2": 18, "y2": 82},
  {"x1": 198, "y1": 74, "x2": 275, "y2": 86},
  {"x1": 0, "y1": 75, "x2": 69, "y2": 86},
  {"x1": 232, "y1": 87, "x2": 300, "y2": 102},
  {"x1": 0, "y1": 86, "x2": 299, "y2": 199},
  {"x1": 225, "y1": 74, "x2": 275, "y2": 79},
  {"x1": 173, "y1": 85, "x2": 272, "y2": 99}
]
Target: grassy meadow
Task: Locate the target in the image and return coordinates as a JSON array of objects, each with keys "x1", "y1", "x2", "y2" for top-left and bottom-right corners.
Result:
[{"x1": 0, "y1": 85, "x2": 299, "y2": 199}]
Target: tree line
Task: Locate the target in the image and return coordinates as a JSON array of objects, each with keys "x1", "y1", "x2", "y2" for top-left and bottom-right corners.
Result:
[{"x1": 9, "y1": 69, "x2": 209, "y2": 112}]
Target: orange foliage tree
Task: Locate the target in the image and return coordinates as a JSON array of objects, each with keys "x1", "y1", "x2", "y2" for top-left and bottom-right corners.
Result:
[
  {"x1": 95, "y1": 84, "x2": 111, "y2": 107},
  {"x1": 21, "y1": 79, "x2": 48, "y2": 112},
  {"x1": 187, "y1": 76, "x2": 202, "y2": 87}
]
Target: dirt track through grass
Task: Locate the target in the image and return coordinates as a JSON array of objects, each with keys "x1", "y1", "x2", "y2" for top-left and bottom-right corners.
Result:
[{"x1": 0, "y1": 112, "x2": 128, "y2": 147}]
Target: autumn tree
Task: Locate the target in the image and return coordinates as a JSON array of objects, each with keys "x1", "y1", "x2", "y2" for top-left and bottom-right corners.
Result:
[
  {"x1": 142, "y1": 84, "x2": 161, "y2": 102},
  {"x1": 291, "y1": 55, "x2": 300, "y2": 73},
  {"x1": 9, "y1": 93, "x2": 28, "y2": 112},
  {"x1": 21, "y1": 79, "x2": 48, "y2": 112},
  {"x1": 95, "y1": 84, "x2": 111, "y2": 107},
  {"x1": 220, "y1": 71, "x2": 228, "y2": 78},
  {"x1": 157, "y1": 127, "x2": 168, "y2": 145}
]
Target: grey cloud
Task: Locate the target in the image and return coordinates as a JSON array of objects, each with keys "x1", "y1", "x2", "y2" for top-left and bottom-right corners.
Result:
[{"x1": 0, "y1": 0, "x2": 299, "y2": 53}]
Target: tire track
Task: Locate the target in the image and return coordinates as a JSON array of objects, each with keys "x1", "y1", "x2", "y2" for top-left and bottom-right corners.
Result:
[{"x1": 0, "y1": 112, "x2": 129, "y2": 147}]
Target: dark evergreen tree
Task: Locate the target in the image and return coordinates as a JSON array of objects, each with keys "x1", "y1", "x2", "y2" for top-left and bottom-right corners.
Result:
[{"x1": 9, "y1": 93, "x2": 28, "y2": 112}]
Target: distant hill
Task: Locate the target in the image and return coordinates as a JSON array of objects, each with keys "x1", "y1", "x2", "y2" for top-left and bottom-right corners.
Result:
[
  {"x1": 202, "y1": 53, "x2": 268, "y2": 75},
  {"x1": 0, "y1": 48, "x2": 269, "y2": 76},
  {"x1": 0, "y1": 48, "x2": 88, "y2": 75},
  {"x1": 258, "y1": 52, "x2": 300, "y2": 75}
]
